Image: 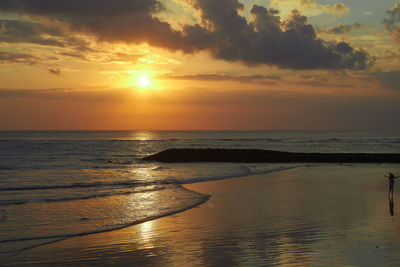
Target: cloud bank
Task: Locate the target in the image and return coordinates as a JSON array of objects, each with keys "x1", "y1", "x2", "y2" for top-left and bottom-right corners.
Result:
[
  {"x1": 272, "y1": 0, "x2": 349, "y2": 16},
  {"x1": 164, "y1": 73, "x2": 281, "y2": 84},
  {"x1": 183, "y1": 2, "x2": 371, "y2": 69},
  {"x1": 319, "y1": 23, "x2": 373, "y2": 35},
  {"x1": 1, "y1": 87, "x2": 400, "y2": 131},
  {"x1": 384, "y1": 3, "x2": 400, "y2": 43},
  {"x1": 0, "y1": 52, "x2": 38, "y2": 64},
  {"x1": 0, "y1": 0, "x2": 373, "y2": 70},
  {"x1": 0, "y1": 0, "x2": 186, "y2": 51}
]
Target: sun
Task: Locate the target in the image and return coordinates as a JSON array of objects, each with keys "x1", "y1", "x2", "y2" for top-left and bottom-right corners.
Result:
[{"x1": 139, "y1": 77, "x2": 150, "y2": 89}]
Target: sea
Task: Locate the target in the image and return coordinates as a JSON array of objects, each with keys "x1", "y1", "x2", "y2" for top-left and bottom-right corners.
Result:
[{"x1": 1, "y1": 130, "x2": 400, "y2": 256}]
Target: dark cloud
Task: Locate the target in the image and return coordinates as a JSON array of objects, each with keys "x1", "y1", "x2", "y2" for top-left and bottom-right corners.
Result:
[
  {"x1": 0, "y1": 20, "x2": 64, "y2": 46},
  {"x1": 0, "y1": 0, "x2": 373, "y2": 70},
  {"x1": 164, "y1": 73, "x2": 281, "y2": 83},
  {"x1": 0, "y1": 52, "x2": 38, "y2": 64},
  {"x1": 384, "y1": 3, "x2": 400, "y2": 43},
  {"x1": 0, "y1": 0, "x2": 188, "y2": 51},
  {"x1": 183, "y1": 1, "x2": 372, "y2": 69},
  {"x1": 0, "y1": 0, "x2": 162, "y2": 17},
  {"x1": 335, "y1": 42, "x2": 353, "y2": 53},
  {"x1": 48, "y1": 68, "x2": 61, "y2": 76},
  {"x1": 165, "y1": 72, "x2": 356, "y2": 87},
  {"x1": 318, "y1": 23, "x2": 373, "y2": 34},
  {"x1": 59, "y1": 52, "x2": 87, "y2": 60},
  {"x1": 0, "y1": 20, "x2": 92, "y2": 51},
  {"x1": 295, "y1": 77, "x2": 352, "y2": 88}
]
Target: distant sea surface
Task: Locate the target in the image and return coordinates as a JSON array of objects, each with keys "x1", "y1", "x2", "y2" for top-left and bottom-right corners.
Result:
[{"x1": 1, "y1": 130, "x2": 400, "y2": 255}]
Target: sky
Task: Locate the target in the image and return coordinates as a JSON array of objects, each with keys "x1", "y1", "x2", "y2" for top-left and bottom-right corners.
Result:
[{"x1": 0, "y1": 0, "x2": 400, "y2": 131}]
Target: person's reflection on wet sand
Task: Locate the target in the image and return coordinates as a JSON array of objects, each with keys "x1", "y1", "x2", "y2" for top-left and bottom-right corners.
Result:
[
  {"x1": 389, "y1": 194, "x2": 394, "y2": 216},
  {"x1": 384, "y1": 173, "x2": 398, "y2": 216}
]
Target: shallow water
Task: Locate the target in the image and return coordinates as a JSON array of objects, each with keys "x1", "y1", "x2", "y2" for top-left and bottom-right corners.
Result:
[
  {"x1": 9, "y1": 164, "x2": 400, "y2": 266},
  {"x1": 1, "y1": 131, "x2": 400, "y2": 260}
]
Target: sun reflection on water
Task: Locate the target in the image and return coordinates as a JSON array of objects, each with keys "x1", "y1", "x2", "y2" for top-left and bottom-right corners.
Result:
[
  {"x1": 138, "y1": 220, "x2": 157, "y2": 249},
  {"x1": 130, "y1": 131, "x2": 158, "y2": 141},
  {"x1": 130, "y1": 166, "x2": 154, "y2": 181}
]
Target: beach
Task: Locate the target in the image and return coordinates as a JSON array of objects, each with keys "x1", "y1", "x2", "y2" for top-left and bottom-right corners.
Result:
[
  {"x1": 2, "y1": 0, "x2": 400, "y2": 264},
  {"x1": 4, "y1": 164, "x2": 400, "y2": 266}
]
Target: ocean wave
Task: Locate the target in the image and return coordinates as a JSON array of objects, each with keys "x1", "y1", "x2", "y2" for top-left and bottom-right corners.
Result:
[
  {"x1": 151, "y1": 166, "x2": 170, "y2": 171},
  {"x1": 218, "y1": 138, "x2": 283, "y2": 142},
  {"x1": 80, "y1": 158, "x2": 135, "y2": 164},
  {"x1": 0, "y1": 165, "x2": 136, "y2": 171},
  {"x1": 0, "y1": 186, "x2": 167, "y2": 206},
  {"x1": 0, "y1": 161, "x2": 302, "y2": 257},
  {"x1": 180, "y1": 165, "x2": 300, "y2": 184},
  {"x1": 0, "y1": 210, "x2": 7, "y2": 222},
  {"x1": 0, "y1": 180, "x2": 169, "y2": 192},
  {"x1": 0, "y1": 200, "x2": 28, "y2": 206},
  {"x1": 0, "y1": 198, "x2": 209, "y2": 245},
  {"x1": 0, "y1": 163, "x2": 301, "y2": 193},
  {"x1": 0, "y1": 186, "x2": 210, "y2": 253}
]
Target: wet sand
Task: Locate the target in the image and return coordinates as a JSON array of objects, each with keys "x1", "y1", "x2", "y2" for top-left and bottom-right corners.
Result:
[{"x1": 4, "y1": 164, "x2": 400, "y2": 266}]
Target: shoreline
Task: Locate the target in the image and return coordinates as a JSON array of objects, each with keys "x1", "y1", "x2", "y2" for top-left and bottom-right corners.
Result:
[
  {"x1": 5, "y1": 164, "x2": 400, "y2": 265},
  {"x1": 1, "y1": 165, "x2": 300, "y2": 258},
  {"x1": 0, "y1": 184, "x2": 210, "y2": 258}
]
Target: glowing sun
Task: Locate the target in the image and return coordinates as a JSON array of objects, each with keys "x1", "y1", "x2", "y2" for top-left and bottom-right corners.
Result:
[{"x1": 139, "y1": 77, "x2": 150, "y2": 89}]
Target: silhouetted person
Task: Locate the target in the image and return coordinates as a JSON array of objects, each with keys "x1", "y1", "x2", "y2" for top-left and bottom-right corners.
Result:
[{"x1": 385, "y1": 173, "x2": 398, "y2": 197}]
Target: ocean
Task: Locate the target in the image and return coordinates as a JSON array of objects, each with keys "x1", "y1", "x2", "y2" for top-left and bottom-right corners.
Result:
[{"x1": 1, "y1": 130, "x2": 400, "y2": 256}]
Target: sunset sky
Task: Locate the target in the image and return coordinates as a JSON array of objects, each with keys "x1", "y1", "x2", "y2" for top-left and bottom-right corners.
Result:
[{"x1": 1, "y1": 0, "x2": 400, "y2": 131}]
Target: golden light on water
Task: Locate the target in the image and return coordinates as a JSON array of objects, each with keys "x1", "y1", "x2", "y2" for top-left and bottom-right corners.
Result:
[{"x1": 130, "y1": 131, "x2": 157, "y2": 141}]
